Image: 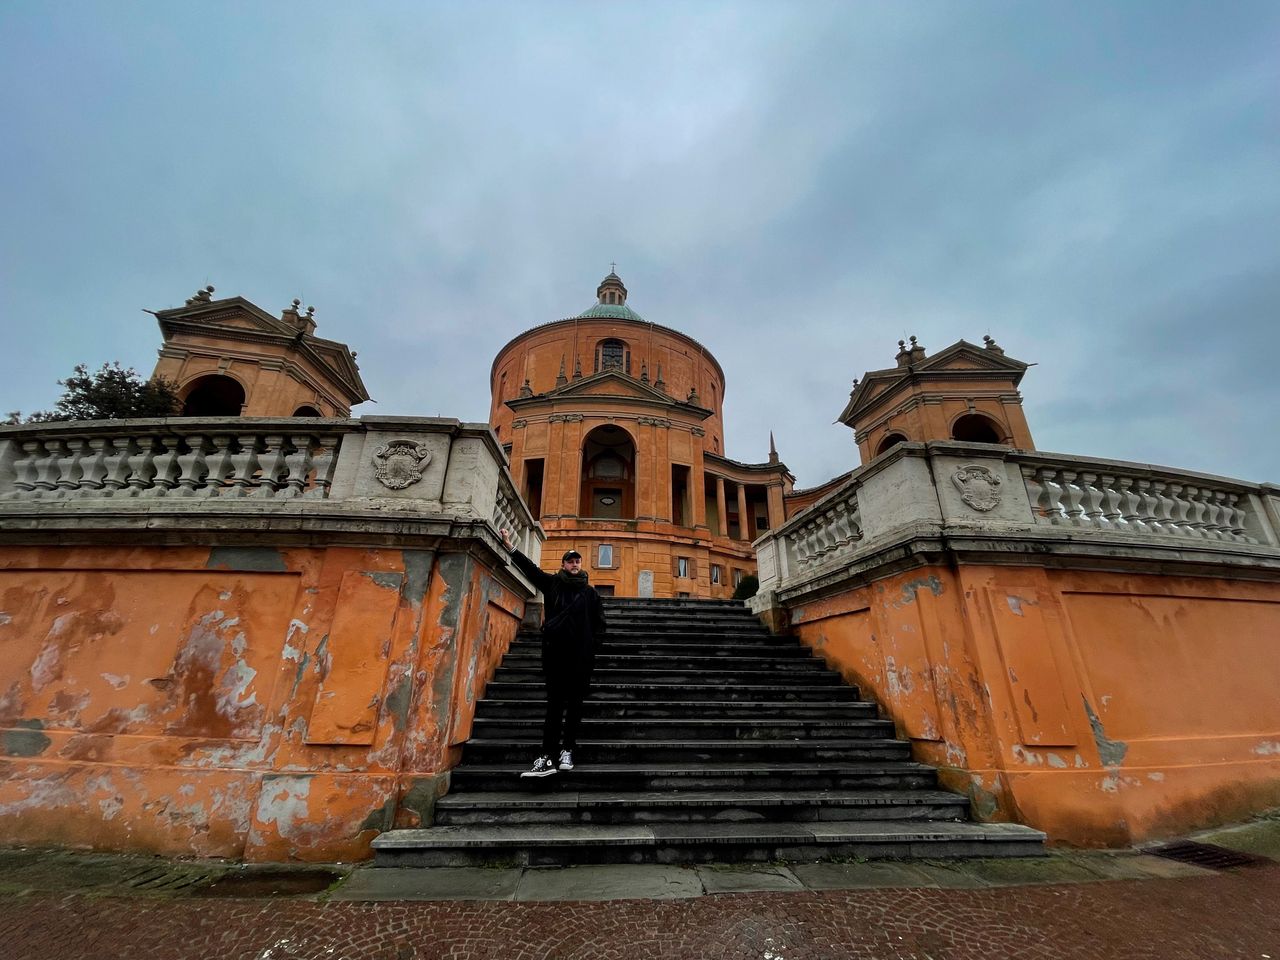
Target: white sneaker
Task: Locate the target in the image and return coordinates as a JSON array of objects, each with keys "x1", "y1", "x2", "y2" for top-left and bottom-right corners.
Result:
[
  {"x1": 557, "y1": 749, "x2": 574, "y2": 771},
  {"x1": 520, "y1": 755, "x2": 557, "y2": 778}
]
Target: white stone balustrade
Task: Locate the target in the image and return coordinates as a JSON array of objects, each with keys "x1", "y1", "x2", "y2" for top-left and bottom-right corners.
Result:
[
  {"x1": 0, "y1": 420, "x2": 347, "y2": 501},
  {"x1": 1016, "y1": 458, "x2": 1258, "y2": 544},
  {"x1": 755, "y1": 441, "x2": 1279, "y2": 598},
  {"x1": 0, "y1": 417, "x2": 543, "y2": 563}
]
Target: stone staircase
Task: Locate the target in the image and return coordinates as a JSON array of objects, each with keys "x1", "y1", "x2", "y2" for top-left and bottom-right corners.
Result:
[{"x1": 372, "y1": 597, "x2": 1045, "y2": 866}]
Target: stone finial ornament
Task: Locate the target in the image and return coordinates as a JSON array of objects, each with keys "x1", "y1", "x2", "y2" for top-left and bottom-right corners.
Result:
[
  {"x1": 373, "y1": 439, "x2": 432, "y2": 490},
  {"x1": 983, "y1": 334, "x2": 1005, "y2": 355},
  {"x1": 519, "y1": 378, "x2": 533, "y2": 398},
  {"x1": 186, "y1": 284, "x2": 215, "y2": 305},
  {"x1": 556, "y1": 355, "x2": 568, "y2": 388},
  {"x1": 952, "y1": 464, "x2": 1003, "y2": 512}
]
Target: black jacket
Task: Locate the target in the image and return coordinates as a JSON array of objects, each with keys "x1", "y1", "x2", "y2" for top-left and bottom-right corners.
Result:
[{"x1": 510, "y1": 549, "x2": 607, "y2": 651}]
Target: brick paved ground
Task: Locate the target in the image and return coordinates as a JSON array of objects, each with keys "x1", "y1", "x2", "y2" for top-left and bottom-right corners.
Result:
[{"x1": 2, "y1": 861, "x2": 1278, "y2": 960}]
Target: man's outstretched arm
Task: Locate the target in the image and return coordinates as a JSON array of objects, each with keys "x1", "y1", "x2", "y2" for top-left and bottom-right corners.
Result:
[{"x1": 499, "y1": 527, "x2": 555, "y2": 593}]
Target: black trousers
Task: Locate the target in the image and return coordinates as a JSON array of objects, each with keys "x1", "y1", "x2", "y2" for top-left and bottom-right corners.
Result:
[{"x1": 540, "y1": 639, "x2": 594, "y2": 755}]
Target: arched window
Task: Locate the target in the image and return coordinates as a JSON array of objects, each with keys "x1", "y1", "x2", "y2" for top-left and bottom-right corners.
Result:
[
  {"x1": 293, "y1": 405, "x2": 322, "y2": 417},
  {"x1": 181, "y1": 374, "x2": 245, "y2": 417},
  {"x1": 951, "y1": 413, "x2": 1004, "y2": 444},
  {"x1": 595, "y1": 338, "x2": 630, "y2": 374},
  {"x1": 876, "y1": 433, "x2": 908, "y2": 456}
]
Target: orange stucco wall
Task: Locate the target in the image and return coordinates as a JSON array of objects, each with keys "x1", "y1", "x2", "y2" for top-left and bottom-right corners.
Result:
[
  {"x1": 0, "y1": 543, "x2": 525, "y2": 861},
  {"x1": 789, "y1": 564, "x2": 1280, "y2": 846}
]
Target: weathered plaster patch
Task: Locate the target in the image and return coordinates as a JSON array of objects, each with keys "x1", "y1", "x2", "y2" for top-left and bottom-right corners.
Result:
[
  {"x1": 253, "y1": 775, "x2": 312, "y2": 839},
  {"x1": 402, "y1": 550, "x2": 435, "y2": 609},
  {"x1": 1047, "y1": 753, "x2": 1067, "y2": 769},
  {"x1": 365, "y1": 571, "x2": 404, "y2": 590},
  {"x1": 1100, "y1": 775, "x2": 1121, "y2": 793},
  {"x1": 968, "y1": 779, "x2": 1002, "y2": 820},
  {"x1": 1082, "y1": 697, "x2": 1128, "y2": 767},
  {"x1": 358, "y1": 798, "x2": 395, "y2": 834},
  {"x1": 1006, "y1": 594, "x2": 1037, "y2": 616},
  {"x1": 206, "y1": 546, "x2": 289, "y2": 572},
  {"x1": 401, "y1": 774, "x2": 449, "y2": 827},
  {"x1": 384, "y1": 674, "x2": 413, "y2": 730},
  {"x1": 2, "y1": 718, "x2": 51, "y2": 756},
  {"x1": 1254, "y1": 741, "x2": 1280, "y2": 756},
  {"x1": 0, "y1": 612, "x2": 10, "y2": 626},
  {"x1": 1012, "y1": 745, "x2": 1044, "y2": 766},
  {"x1": 100, "y1": 673, "x2": 130, "y2": 690},
  {"x1": 98, "y1": 796, "x2": 123, "y2": 820},
  {"x1": 1148, "y1": 772, "x2": 1165, "y2": 781},
  {"x1": 898, "y1": 576, "x2": 943, "y2": 605}
]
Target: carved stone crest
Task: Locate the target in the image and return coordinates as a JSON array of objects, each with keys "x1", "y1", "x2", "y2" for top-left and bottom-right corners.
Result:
[
  {"x1": 373, "y1": 440, "x2": 431, "y2": 490},
  {"x1": 952, "y1": 464, "x2": 1002, "y2": 512}
]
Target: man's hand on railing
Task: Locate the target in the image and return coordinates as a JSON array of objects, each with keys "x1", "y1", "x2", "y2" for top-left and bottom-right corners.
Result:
[{"x1": 499, "y1": 527, "x2": 515, "y2": 551}]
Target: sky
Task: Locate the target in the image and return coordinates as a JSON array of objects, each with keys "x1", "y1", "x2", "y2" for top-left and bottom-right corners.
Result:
[{"x1": 2, "y1": 1, "x2": 1277, "y2": 488}]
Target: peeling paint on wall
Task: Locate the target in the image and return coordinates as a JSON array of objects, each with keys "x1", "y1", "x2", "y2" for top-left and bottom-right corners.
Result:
[
  {"x1": 897, "y1": 576, "x2": 943, "y2": 606},
  {"x1": 206, "y1": 547, "x2": 288, "y2": 572},
  {"x1": 2, "y1": 718, "x2": 51, "y2": 756},
  {"x1": 1082, "y1": 697, "x2": 1129, "y2": 768}
]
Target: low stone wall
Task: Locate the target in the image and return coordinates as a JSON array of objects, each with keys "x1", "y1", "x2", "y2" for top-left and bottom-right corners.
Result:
[
  {"x1": 0, "y1": 416, "x2": 543, "y2": 861},
  {"x1": 753, "y1": 441, "x2": 1280, "y2": 846}
]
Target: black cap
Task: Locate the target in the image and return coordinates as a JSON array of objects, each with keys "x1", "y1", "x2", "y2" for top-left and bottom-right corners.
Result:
[{"x1": 562, "y1": 550, "x2": 582, "y2": 562}]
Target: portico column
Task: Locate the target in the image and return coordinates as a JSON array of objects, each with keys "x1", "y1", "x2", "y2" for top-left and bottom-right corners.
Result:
[
  {"x1": 715, "y1": 476, "x2": 727, "y2": 539},
  {"x1": 736, "y1": 482, "x2": 750, "y2": 541}
]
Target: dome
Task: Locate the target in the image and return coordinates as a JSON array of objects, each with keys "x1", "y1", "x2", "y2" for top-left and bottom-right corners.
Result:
[{"x1": 576, "y1": 301, "x2": 646, "y2": 321}]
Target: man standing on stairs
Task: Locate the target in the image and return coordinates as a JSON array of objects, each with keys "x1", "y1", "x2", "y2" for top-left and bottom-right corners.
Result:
[{"x1": 500, "y1": 528, "x2": 608, "y2": 779}]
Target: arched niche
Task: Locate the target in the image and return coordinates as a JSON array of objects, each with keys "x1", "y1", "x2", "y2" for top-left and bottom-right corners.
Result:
[
  {"x1": 876, "y1": 432, "x2": 909, "y2": 456},
  {"x1": 580, "y1": 423, "x2": 636, "y2": 519},
  {"x1": 951, "y1": 413, "x2": 1004, "y2": 444},
  {"x1": 181, "y1": 374, "x2": 246, "y2": 417},
  {"x1": 293, "y1": 405, "x2": 322, "y2": 417}
]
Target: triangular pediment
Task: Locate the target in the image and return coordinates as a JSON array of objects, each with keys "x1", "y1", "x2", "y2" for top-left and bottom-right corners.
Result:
[
  {"x1": 838, "y1": 339, "x2": 1028, "y2": 425},
  {"x1": 154, "y1": 296, "x2": 297, "y2": 338},
  {"x1": 507, "y1": 370, "x2": 712, "y2": 418}
]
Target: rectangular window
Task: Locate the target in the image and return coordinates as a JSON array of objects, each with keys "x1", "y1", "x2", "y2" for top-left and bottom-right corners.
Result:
[
  {"x1": 711, "y1": 564, "x2": 722, "y2": 584},
  {"x1": 756, "y1": 516, "x2": 769, "y2": 532},
  {"x1": 671, "y1": 464, "x2": 690, "y2": 527},
  {"x1": 598, "y1": 543, "x2": 614, "y2": 568},
  {"x1": 523, "y1": 458, "x2": 544, "y2": 521},
  {"x1": 677, "y1": 556, "x2": 690, "y2": 579},
  {"x1": 733, "y1": 569, "x2": 744, "y2": 588}
]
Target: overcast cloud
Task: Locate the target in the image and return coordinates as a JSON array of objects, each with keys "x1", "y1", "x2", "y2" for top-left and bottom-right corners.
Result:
[{"x1": 2, "y1": 1, "x2": 1276, "y2": 487}]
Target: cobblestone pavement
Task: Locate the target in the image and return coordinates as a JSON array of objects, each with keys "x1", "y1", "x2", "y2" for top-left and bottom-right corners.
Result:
[{"x1": 1, "y1": 860, "x2": 1278, "y2": 960}]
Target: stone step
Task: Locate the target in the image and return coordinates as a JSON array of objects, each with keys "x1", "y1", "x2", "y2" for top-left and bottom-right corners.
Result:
[
  {"x1": 499, "y1": 653, "x2": 829, "y2": 673},
  {"x1": 592, "y1": 629, "x2": 779, "y2": 642},
  {"x1": 469, "y1": 717, "x2": 897, "y2": 741},
  {"x1": 448, "y1": 760, "x2": 942, "y2": 793},
  {"x1": 604, "y1": 618, "x2": 769, "y2": 632},
  {"x1": 491, "y1": 666, "x2": 844, "y2": 685},
  {"x1": 482, "y1": 681, "x2": 864, "y2": 702},
  {"x1": 371, "y1": 820, "x2": 1048, "y2": 867},
  {"x1": 460, "y1": 738, "x2": 913, "y2": 764},
  {"x1": 433, "y1": 788, "x2": 970, "y2": 826},
  {"x1": 509, "y1": 639, "x2": 815, "y2": 658},
  {"x1": 602, "y1": 599, "x2": 750, "y2": 611},
  {"x1": 472, "y1": 699, "x2": 879, "y2": 720}
]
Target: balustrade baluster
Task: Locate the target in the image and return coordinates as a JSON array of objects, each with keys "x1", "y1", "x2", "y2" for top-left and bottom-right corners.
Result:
[
  {"x1": 35, "y1": 439, "x2": 68, "y2": 497},
  {"x1": 253, "y1": 435, "x2": 289, "y2": 498},
  {"x1": 144, "y1": 436, "x2": 183, "y2": 497},
  {"x1": 7, "y1": 440, "x2": 45, "y2": 499},
  {"x1": 1200, "y1": 490, "x2": 1226, "y2": 540},
  {"x1": 174, "y1": 434, "x2": 212, "y2": 497},
  {"x1": 1035, "y1": 467, "x2": 1065, "y2": 524},
  {"x1": 1077, "y1": 472, "x2": 1105, "y2": 529},
  {"x1": 1097, "y1": 474, "x2": 1123, "y2": 530},
  {"x1": 1164, "y1": 483, "x2": 1191, "y2": 537},
  {"x1": 1058, "y1": 470, "x2": 1086, "y2": 526},
  {"x1": 75, "y1": 437, "x2": 109, "y2": 497},
  {"x1": 1150, "y1": 481, "x2": 1177, "y2": 535},
  {"x1": 1134, "y1": 480, "x2": 1161, "y2": 534},
  {"x1": 302, "y1": 434, "x2": 340, "y2": 499},
  {"x1": 1115, "y1": 477, "x2": 1144, "y2": 533},
  {"x1": 1221, "y1": 491, "x2": 1250, "y2": 542},
  {"x1": 124, "y1": 438, "x2": 160, "y2": 496},
  {"x1": 223, "y1": 435, "x2": 262, "y2": 497},
  {"x1": 101, "y1": 437, "x2": 138, "y2": 496},
  {"x1": 1181, "y1": 485, "x2": 1209, "y2": 538},
  {"x1": 204, "y1": 434, "x2": 237, "y2": 494},
  {"x1": 279, "y1": 434, "x2": 315, "y2": 498}
]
